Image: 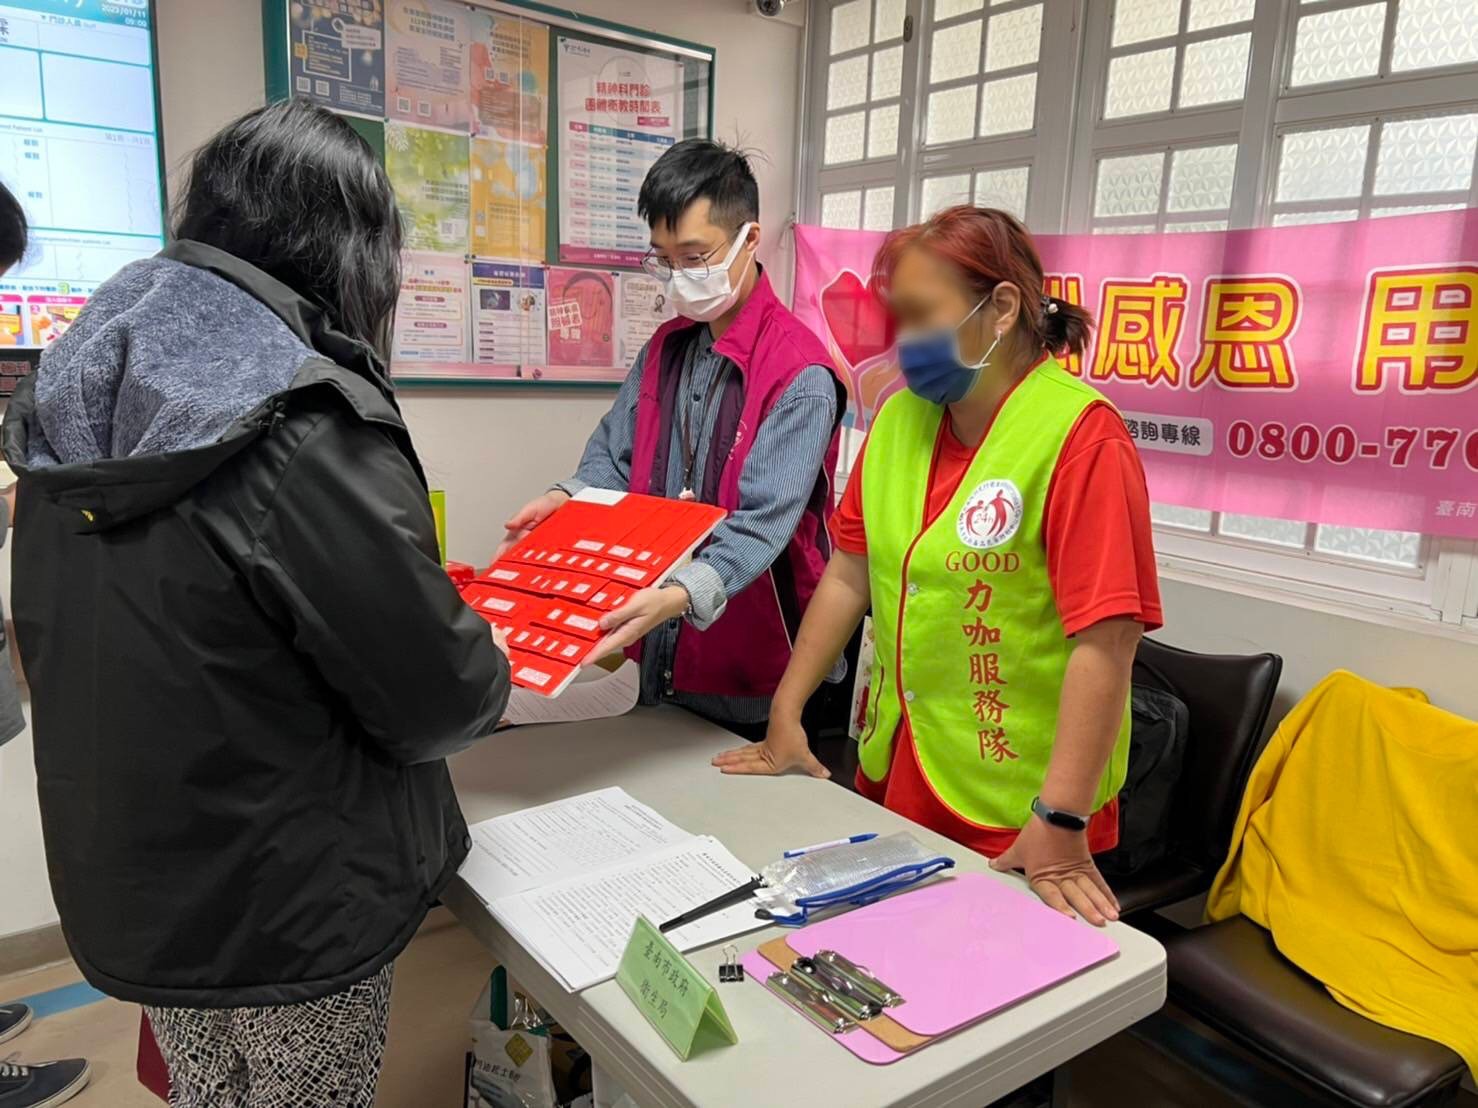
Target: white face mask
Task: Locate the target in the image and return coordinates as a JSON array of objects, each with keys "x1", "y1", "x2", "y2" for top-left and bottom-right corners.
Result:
[{"x1": 665, "y1": 223, "x2": 756, "y2": 322}]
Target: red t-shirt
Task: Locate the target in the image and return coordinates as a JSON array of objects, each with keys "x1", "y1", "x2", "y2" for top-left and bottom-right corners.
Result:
[{"x1": 833, "y1": 387, "x2": 1163, "y2": 858}]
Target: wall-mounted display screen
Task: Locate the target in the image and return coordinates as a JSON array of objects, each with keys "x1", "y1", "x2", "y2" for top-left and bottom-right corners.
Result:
[{"x1": 0, "y1": 0, "x2": 165, "y2": 359}]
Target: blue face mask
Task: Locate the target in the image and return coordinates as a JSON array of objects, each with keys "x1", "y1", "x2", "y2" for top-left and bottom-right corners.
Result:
[{"x1": 895, "y1": 299, "x2": 1002, "y2": 405}]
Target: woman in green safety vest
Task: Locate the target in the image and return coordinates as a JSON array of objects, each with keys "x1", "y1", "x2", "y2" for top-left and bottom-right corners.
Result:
[{"x1": 713, "y1": 206, "x2": 1163, "y2": 926}]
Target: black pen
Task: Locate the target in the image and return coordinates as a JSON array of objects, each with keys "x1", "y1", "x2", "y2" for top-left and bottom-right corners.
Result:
[{"x1": 657, "y1": 876, "x2": 763, "y2": 933}]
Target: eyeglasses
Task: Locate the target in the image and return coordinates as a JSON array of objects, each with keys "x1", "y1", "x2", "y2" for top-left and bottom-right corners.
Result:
[{"x1": 640, "y1": 237, "x2": 732, "y2": 282}]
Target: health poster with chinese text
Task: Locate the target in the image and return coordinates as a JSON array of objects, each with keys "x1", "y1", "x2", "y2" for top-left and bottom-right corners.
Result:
[
  {"x1": 468, "y1": 11, "x2": 548, "y2": 146},
  {"x1": 471, "y1": 261, "x2": 546, "y2": 366},
  {"x1": 556, "y1": 37, "x2": 682, "y2": 267},
  {"x1": 618, "y1": 272, "x2": 674, "y2": 368},
  {"x1": 289, "y1": 0, "x2": 385, "y2": 118},
  {"x1": 386, "y1": 0, "x2": 471, "y2": 131},
  {"x1": 391, "y1": 251, "x2": 469, "y2": 366},
  {"x1": 471, "y1": 137, "x2": 546, "y2": 262},
  {"x1": 547, "y1": 266, "x2": 617, "y2": 373},
  {"x1": 386, "y1": 121, "x2": 469, "y2": 255}
]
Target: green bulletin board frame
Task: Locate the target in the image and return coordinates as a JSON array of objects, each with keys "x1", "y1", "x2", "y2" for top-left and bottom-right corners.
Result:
[{"x1": 261, "y1": 0, "x2": 717, "y2": 390}]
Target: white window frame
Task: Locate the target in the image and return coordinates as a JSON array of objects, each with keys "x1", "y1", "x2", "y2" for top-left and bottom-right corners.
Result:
[{"x1": 799, "y1": 0, "x2": 1478, "y2": 631}]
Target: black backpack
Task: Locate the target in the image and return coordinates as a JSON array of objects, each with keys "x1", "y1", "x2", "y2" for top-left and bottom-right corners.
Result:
[{"x1": 1098, "y1": 684, "x2": 1190, "y2": 877}]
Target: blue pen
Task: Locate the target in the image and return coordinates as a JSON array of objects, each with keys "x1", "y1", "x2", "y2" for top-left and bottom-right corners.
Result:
[{"x1": 783, "y1": 833, "x2": 878, "y2": 859}]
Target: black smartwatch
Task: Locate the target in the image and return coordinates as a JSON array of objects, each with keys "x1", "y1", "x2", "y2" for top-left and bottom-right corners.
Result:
[{"x1": 1031, "y1": 795, "x2": 1090, "y2": 832}]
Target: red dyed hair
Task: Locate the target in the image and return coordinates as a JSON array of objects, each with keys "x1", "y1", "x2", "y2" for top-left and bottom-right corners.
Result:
[{"x1": 871, "y1": 205, "x2": 1094, "y2": 356}]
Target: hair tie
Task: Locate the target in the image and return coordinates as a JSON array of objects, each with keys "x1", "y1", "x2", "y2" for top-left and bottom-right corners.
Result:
[{"x1": 1041, "y1": 295, "x2": 1059, "y2": 315}]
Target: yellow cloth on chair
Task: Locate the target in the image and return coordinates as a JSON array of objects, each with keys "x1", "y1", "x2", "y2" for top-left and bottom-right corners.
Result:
[{"x1": 1207, "y1": 669, "x2": 1478, "y2": 1077}]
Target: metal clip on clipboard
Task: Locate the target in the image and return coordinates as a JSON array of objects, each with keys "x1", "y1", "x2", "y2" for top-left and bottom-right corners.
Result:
[{"x1": 764, "y1": 950, "x2": 906, "y2": 1034}]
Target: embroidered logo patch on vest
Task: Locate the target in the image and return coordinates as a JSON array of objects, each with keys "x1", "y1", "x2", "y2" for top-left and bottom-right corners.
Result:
[{"x1": 957, "y1": 479, "x2": 1024, "y2": 549}]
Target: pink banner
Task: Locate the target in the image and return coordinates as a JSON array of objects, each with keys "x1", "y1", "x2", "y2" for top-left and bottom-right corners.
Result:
[{"x1": 793, "y1": 211, "x2": 1478, "y2": 540}]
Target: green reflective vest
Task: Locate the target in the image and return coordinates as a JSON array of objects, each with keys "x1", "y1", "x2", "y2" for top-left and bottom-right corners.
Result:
[{"x1": 857, "y1": 358, "x2": 1130, "y2": 830}]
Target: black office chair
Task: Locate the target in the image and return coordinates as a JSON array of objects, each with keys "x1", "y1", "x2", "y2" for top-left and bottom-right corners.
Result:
[{"x1": 1108, "y1": 637, "x2": 1282, "y2": 919}]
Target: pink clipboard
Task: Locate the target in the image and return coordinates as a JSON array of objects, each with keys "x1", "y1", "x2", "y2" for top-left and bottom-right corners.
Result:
[{"x1": 744, "y1": 872, "x2": 1119, "y2": 1062}]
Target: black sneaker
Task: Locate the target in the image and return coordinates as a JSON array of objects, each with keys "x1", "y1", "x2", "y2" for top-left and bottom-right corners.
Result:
[
  {"x1": 0, "y1": 1059, "x2": 91, "y2": 1108},
  {"x1": 0, "y1": 1006, "x2": 31, "y2": 1046}
]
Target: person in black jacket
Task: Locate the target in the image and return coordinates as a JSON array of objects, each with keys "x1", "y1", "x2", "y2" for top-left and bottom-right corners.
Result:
[{"x1": 1, "y1": 101, "x2": 511, "y2": 1107}]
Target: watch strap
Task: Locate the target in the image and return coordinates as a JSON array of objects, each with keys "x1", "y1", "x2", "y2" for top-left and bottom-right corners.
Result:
[{"x1": 1031, "y1": 795, "x2": 1090, "y2": 832}]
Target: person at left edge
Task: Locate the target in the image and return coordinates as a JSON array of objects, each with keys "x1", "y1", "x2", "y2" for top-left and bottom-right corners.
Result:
[
  {"x1": 2, "y1": 101, "x2": 511, "y2": 1106},
  {"x1": 500, "y1": 140, "x2": 847, "y2": 746}
]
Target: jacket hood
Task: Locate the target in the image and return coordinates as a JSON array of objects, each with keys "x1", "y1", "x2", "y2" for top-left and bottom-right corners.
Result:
[{"x1": 2, "y1": 241, "x2": 405, "y2": 532}]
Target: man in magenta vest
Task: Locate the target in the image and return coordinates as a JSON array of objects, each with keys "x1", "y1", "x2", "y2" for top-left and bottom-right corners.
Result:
[{"x1": 500, "y1": 140, "x2": 846, "y2": 739}]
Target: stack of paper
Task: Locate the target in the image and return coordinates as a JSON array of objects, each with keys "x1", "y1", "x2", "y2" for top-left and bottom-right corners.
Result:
[{"x1": 458, "y1": 787, "x2": 763, "y2": 992}]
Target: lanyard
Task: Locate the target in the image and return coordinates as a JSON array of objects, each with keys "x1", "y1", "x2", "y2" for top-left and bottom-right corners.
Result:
[{"x1": 679, "y1": 359, "x2": 730, "y2": 501}]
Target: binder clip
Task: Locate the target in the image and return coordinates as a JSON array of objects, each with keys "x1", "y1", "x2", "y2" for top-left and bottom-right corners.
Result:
[{"x1": 718, "y1": 945, "x2": 744, "y2": 983}]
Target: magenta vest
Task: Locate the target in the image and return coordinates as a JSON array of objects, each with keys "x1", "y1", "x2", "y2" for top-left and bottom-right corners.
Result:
[{"x1": 628, "y1": 271, "x2": 843, "y2": 699}]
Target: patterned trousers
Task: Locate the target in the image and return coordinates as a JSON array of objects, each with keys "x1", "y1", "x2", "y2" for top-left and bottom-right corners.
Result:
[{"x1": 143, "y1": 962, "x2": 394, "y2": 1108}]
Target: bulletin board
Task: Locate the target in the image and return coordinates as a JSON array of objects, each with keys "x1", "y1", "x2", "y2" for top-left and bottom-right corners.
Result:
[{"x1": 261, "y1": 0, "x2": 715, "y2": 388}]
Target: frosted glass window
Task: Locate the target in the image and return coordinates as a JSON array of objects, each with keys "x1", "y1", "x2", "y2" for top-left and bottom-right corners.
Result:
[
  {"x1": 978, "y1": 72, "x2": 1037, "y2": 135},
  {"x1": 1167, "y1": 144, "x2": 1237, "y2": 212},
  {"x1": 985, "y1": 4, "x2": 1043, "y2": 72},
  {"x1": 1315, "y1": 525, "x2": 1421, "y2": 567},
  {"x1": 926, "y1": 84, "x2": 978, "y2": 144},
  {"x1": 1370, "y1": 203, "x2": 1466, "y2": 218},
  {"x1": 874, "y1": 0, "x2": 907, "y2": 42},
  {"x1": 822, "y1": 191, "x2": 862, "y2": 229},
  {"x1": 1165, "y1": 219, "x2": 1229, "y2": 232},
  {"x1": 1374, "y1": 113, "x2": 1478, "y2": 196},
  {"x1": 1272, "y1": 209, "x2": 1360, "y2": 225},
  {"x1": 1152, "y1": 504, "x2": 1214, "y2": 530},
  {"x1": 1187, "y1": 0, "x2": 1254, "y2": 31},
  {"x1": 1275, "y1": 126, "x2": 1370, "y2": 202},
  {"x1": 863, "y1": 186, "x2": 895, "y2": 231},
  {"x1": 871, "y1": 46, "x2": 903, "y2": 100},
  {"x1": 1290, "y1": 3, "x2": 1384, "y2": 86},
  {"x1": 1179, "y1": 33, "x2": 1251, "y2": 107},
  {"x1": 1096, "y1": 223, "x2": 1159, "y2": 234},
  {"x1": 831, "y1": 0, "x2": 872, "y2": 54},
  {"x1": 974, "y1": 165, "x2": 1031, "y2": 219},
  {"x1": 931, "y1": 19, "x2": 983, "y2": 83},
  {"x1": 1392, "y1": 0, "x2": 1478, "y2": 72},
  {"x1": 828, "y1": 55, "x2": 870, "y2": 109},
  {"x1": 936, "y1": 0, "x2": 984, "y2": 18},
  {"x1": 1219, "y1": 513, "x2": 1307, "y2": 548},
  {"x1": 921, "y1": 175, "x2": 973, "y2": 218},
  {"x1": 868, "y1": 104, "x2": 900, "y2": 159},
  {"x1": 1112, "y1": 0, "x2": 1182, "y2": 47},
  {"x1": 1095, "y1": 152, "x2": 1166, "y2": 217},
  {"x1": 1105, "y1": 48, "x2": 1176, "y2": 118},
  {"x1": 825, "y1": 110, "x2": 867, "y2": 164}
]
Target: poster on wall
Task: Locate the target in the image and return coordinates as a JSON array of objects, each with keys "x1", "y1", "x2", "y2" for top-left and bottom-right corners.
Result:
[
  {"x1": 470, "y1": 136, "x2": 546, "y2": 262},
  {"x1": 469, "y1": 11, "x2": 548, "y2": 146},
  {"x1": 385, "y1": 121, "x2": 469, "y2": 254},
  {"x1": 792, "y1": 210, "x2": 1478, "y2": 541},
  {"x1": 288, "y1": 0, "x2": 386, "y2": 118},
  {"x1": 471, "y1": 261, "x2": 546, "y2": 366},
  {"x1": 556, "y1": 37, "x2": 682, "y2": 267},
  {"x1": 385, "y1": 0, "x2": 471, "y2": 131},
  {"x1": 617, "y1": 272, "x2": 675, "y2": 369},
  {"x1": 391, "y1": 252, "x2": 469, "y2": 364},
  {"x1": 546, "y1": 266, "x2": 617, "y2": 372}
]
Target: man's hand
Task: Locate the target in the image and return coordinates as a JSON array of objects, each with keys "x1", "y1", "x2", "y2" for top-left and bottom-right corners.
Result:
[
  {"x1": 495, "y1": 490, "x2": 570, "y2": 559},
  {"x1": 711, "y1": 714, "x2": 830, "y2": 778},
  {"x1": 989, "y1": 814, "x2": 1120, "y2": 926},
  {"x1": 586, "y1": 585, "x2": 689, "y2": 663},
  {"x1": 491, "y1": 625, "x2": 510, "y2": 659}
]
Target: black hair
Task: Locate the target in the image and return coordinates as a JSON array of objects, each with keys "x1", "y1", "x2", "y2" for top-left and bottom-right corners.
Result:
[
  {"x1": 173, "y1": 99, "x2": 403, "y2": 357},
  {"x1": 637, "y1": 139, "x2": 759, "y2": 233},
  {"x1": 0, "y1": 180, "x2": 27, "y2": 271}
]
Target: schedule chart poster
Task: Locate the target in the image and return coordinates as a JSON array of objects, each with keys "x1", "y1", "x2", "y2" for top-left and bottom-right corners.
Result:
[
  {"x1": 556, "y1": 37, "x2": 682, "y2": 268},
  {"x1": 0, "y1": 0, "x2": 165, "y2": 355},
  {"x1": 288, "y1": 0, "x2": 385, "y2": 118}
]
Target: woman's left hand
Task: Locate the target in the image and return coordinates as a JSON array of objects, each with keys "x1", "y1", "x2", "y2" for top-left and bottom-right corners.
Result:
[{"x1": 989, "y1": 816, "x2": 1120, "y2": 926}]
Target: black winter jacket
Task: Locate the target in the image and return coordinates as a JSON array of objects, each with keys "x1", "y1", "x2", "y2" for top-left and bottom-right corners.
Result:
[{"x1": 2, "y1": 241, "x2": 510, "y2": 1008}]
